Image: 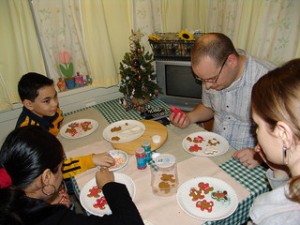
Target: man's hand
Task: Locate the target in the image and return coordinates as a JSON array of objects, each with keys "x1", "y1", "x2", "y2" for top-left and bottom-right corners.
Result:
[
  {"x1": 169, "y1": 110, "x2": 191, "y2": 129},
  {"x1": 232, "y1": 147, "x2": 263, "y2": 169}
]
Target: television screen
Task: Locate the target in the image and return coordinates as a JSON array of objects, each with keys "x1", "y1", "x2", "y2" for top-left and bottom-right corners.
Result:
[
  {"x1": 155, "y1": 60, "x2": 203, "y2": 111},
  {"x1": 165, "y1": 65, "x2": 202, "y2": 99}
]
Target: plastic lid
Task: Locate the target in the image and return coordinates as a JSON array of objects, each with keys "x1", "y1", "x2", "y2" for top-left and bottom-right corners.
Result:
[{"x1": 154, "y1": 154, "x2": 176, "y2": 168}]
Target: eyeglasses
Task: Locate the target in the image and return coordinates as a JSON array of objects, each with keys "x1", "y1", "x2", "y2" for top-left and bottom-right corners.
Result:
[{"x1": 194, "y1": 55, "x2": 229, "y2": 84}]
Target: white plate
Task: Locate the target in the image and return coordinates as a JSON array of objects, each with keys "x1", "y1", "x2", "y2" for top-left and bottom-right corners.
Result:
[
  {"x1": 182, "y1": 132, "x2": 229, "y2": 157},
  {"x1": 108, "y1": 150, "x2": 129, "y2": 171},
  {"x1": 79, "y1": 173, "x2": 136, "y2": 217},
  {"x1": 60, "y1": 119, "x2": 98, "y2": 139},
  {"x1": 176, "y1": 177, "x2": 238, "y2": 221},
  {"x1": 103, "y1": 120, "x2": 145, "y2": 143}
]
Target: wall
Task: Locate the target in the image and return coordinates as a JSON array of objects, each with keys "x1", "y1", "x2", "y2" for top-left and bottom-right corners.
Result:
[{"x1": 0, "y1": 85, "x2": 122, "y2": 146}]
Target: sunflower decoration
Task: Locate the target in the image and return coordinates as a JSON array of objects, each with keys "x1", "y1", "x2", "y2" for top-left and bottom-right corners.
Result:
[
  {"x1": 148, "y1": 34, "x2": 162, "y2": 42},
  {"x1": 178, "y1": 30, "x2": 194, "y2": 41}
]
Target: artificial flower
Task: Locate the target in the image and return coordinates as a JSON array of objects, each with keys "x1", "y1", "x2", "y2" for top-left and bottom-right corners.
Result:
[
  {"x1": 178, "y1": 30, "x2": 194, "y2": 41},
  {"x1": 148, "y1": 34, "x2": 162, "y2": 42},
  {"x1": 58, "y1": 51, "x2": 74, "y2": 78}
]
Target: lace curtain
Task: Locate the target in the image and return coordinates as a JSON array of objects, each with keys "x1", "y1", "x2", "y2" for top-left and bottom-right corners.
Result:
[{"x1": 133, "y1": 0, "x2": 300, "y2": 65}]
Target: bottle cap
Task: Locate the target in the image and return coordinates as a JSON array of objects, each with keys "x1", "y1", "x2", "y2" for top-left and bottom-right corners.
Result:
[{"x1": 154, "y1": 154, "x2": 176, "y2": 168}]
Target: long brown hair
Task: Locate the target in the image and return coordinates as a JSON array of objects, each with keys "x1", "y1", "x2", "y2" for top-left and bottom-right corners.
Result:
[{"x1": 251, "y1": 58, "x2": 300, "y2": 202}]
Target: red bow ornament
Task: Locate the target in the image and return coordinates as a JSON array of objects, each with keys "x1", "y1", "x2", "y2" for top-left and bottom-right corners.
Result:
[{"x1": 0, "y1": 168, "x2": 12, "y2": 188}]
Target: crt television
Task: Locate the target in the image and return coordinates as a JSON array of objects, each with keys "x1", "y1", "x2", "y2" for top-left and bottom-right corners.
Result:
[{"x1": 155, "y1": 60, "x2": 202, "y2": 111}]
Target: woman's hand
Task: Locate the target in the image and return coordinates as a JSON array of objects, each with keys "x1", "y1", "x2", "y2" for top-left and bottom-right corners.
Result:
[
  {"x1": 92, "y1": 152, "x2": 115, "y2": 168},
  {"x1": 96, "y1": 167, "x2": 114, "y2": 189}
]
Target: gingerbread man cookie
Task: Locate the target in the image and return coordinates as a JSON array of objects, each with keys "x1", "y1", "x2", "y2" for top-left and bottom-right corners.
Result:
[
  {"x1": 193, "y1": 136, "x2": 204, "y2": 143},
  {"x1": 81, "y1": 121, "x2": 92, "y2": 131},
  {"x1": 211, "y1": 190, "x2": 228, "y2": 202},
  {"x1": 207, "y1": 138, "x2": 220, "y2": 146},
  {"x1": 196, "y1": 200, "x2": 214, "y2": 212},
  {"x1": 161, "y1": 174, "x2": 176, "y2": 183},
  {"x1": 188, "y1": 144, "x2": 203, "y2": 152},
  {"x1": 87, "y1": 186, "x2": 102, "y2": 198},
  {"x1": 93, "y1": 196, "x2": 107, "y2": 209},
  {"x1": 189, "y1": 187, "x2": 205, "y2": 201},
  {"x1": 198, "y1": 182, "x2": 214, "y2": 194}
]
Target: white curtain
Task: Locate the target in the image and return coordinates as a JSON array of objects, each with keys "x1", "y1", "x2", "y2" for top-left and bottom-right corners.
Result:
[
  {"x1": 132, "y1": 0, "x2": 300, "y2": 65},
  {"x1": 0, "y1": 0, "x2": 45, "y2": 111}
]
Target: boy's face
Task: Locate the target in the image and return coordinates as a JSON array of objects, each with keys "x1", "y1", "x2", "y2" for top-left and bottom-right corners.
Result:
[{"x1": 24, "y1": 85, "x2": 59, "y2": 117}]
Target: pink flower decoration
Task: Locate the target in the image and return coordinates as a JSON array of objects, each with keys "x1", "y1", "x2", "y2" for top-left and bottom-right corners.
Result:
[{"x1": 59, "y1": 51, "x2": 71, "y2": 64}]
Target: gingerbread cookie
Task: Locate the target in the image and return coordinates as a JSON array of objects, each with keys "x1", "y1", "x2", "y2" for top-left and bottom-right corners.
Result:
[
  {"x1": 198, "y1": 182, "x2": 214, "y2": 194},
  {"x1": 93, "y1": 196, "x2": 107, "y2": 209},
  {"x1": 211, "y1": 190, "x2": 228, "y2": 202},
  {"x1": 193, "y1": 136, "x2": 204, "y2": 143},
  {"x1": 111, "y1": 136, "x2": 120, "y2": 141},
  {"x1": 87, "y1": 186, "x2": 101, "y2": 198},
  {"x1": 161, "y1": 174, "x2": 176, "y2": 183},
  {"x1": 81, "y1": 121, "x2": 92, "y2": 131},
  {"x1": 186, "y1": 137, "x2": 192, "y2": 142},
  {"x1": 196, "y1": 200, "x2": 214, "y2": 212},
  {"x1": 207, "y1": 138, "x2": 220, "y2": 146},
  {"x1": 188, "y1": 144, "x2": 202, "y2": 152},
  {"x1": 159, "y1": 181, "x2": 171, "y2": 194},
  {"x1": 189, "y1": 187, "x2": 205, "y2": 201},
  {"x1": 111, "y1": 126, "x2": 121, "y2": 132}
]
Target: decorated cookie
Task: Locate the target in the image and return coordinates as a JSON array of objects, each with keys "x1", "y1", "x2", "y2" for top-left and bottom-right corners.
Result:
[
  {"x1": 196, "y1": 200, "x2": 214, "y2": 212},
  {"x1": 207, "y1": 138, "x2": 220, "y2": 146},
  {"x1": 211, "y1": 190, "x2": 228, "y2": 202},
  {"x1": 198, "y1": 182, "x2": 214, "y2": 194},
  {"x1": 93, "y1": 196, "x2": 107, "y2": 209},
  {"x1": 204, "y1": 147, "x2": 218, "y2": 155},
  {"x1": 193, "y1": 136, "x2": 204, "y2": 143},
  {"x1": 188, "y1": 144, "x2": 203, "y2": 152},
  {"x1": 81, "y1": 121, "x2": 92, "y2": 131},
  {"x1": 87, "y1": 186, "x2": 101, "y2": 198},
  {"x1": 189, "y1": 187, "x2": 205, "y2": 201}
]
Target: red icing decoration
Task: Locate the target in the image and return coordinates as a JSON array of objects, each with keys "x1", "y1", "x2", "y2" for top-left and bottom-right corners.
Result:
[
  {"x1": 87, "y1": 186, "x2": 101, "y2": 198},
  {"x1": 196, "y1": 200, "x2": 214, "y2": 212},
  {"x1": 188, "y1": 144, "x2": 202, "y2": 152},
  {"x1": 93, "y1": 196, "x2": 107, "y2": 209},
  {"x1": 193, "y1": 136, "x2": 204, "y2": 143}
]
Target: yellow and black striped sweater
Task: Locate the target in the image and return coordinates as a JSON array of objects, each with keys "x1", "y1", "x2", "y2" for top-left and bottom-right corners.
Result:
[{"x1": 16, "y1": 107, "x2": 95, "y2": 179}]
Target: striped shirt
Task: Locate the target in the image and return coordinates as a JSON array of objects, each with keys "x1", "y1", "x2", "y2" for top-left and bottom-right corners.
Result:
[{"x1": 202, "y1": 50, "x2": 275, "y2": 150}]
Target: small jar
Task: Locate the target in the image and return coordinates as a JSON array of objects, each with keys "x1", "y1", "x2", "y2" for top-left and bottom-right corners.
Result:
[
  {"x1": 151, "y1": 154, "x2": 178, "y2": 196},
  {"x1": 142, "y1": 141, "x2": 152, "y2": 162},
  {"x1": 135, "y1": 147, "x2": 147, "y2": 170}
]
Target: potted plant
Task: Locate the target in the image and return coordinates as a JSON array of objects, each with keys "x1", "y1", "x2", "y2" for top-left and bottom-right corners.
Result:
[{"x1": 59, "y1": 51, "x2": 75, "y2": 89}]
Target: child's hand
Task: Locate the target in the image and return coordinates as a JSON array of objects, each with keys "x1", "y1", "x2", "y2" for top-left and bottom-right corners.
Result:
[
  {"x1": 48, "y1": 182, "x2": 71, "y2": 208},
  {"x1": 92, "y1": 152, "x2": 115, "y2": 168},
  {"x1": 96, "y1": 167, "x2": 114, "y2": 189}
]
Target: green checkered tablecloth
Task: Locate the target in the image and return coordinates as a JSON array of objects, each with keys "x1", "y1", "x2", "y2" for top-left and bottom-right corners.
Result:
[
  {"x1": 204, "y1": 159, "x2": 270, "y2": 225},
  {"x1": 69, "y1": 98, "x2": 270, "y2": 224},
  {"x1": 93, "y1": 98, "x2": 171, "y2": 123}
]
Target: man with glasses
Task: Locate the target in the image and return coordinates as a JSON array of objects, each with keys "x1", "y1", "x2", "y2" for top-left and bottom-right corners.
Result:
[{"x1": 170, "y1": 33, "x2": 275, "y2": 169}]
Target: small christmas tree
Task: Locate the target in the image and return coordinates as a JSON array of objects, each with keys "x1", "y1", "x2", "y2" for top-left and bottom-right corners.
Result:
[{"x1": 119, "y1": 30, "x2": 161, "y2": 109}]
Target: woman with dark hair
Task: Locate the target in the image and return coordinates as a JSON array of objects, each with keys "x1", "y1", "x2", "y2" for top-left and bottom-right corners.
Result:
[
  {"x1": 0, "y1": 126, "x2": 144, "y2": 225},
  {"x1": 249, "y1": 58, "x2": 300, "y2": 224}
]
